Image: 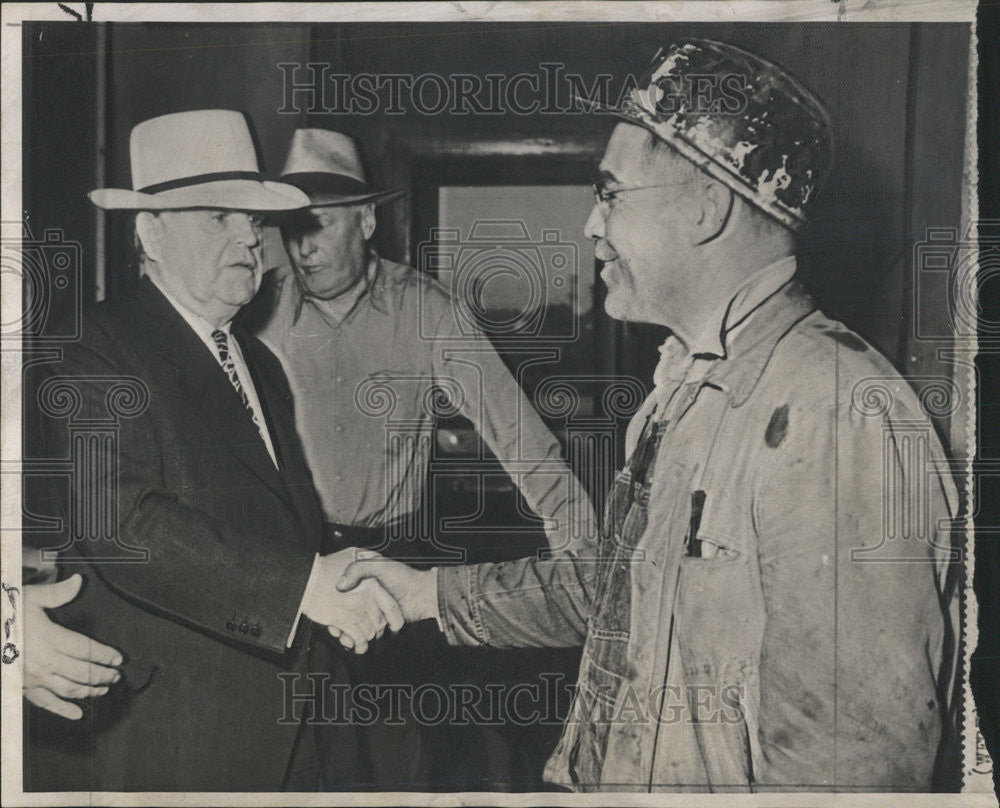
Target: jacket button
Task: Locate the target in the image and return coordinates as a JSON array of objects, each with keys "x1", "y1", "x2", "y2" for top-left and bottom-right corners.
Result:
[
  {"x1": 226, "y1": 620, "x2": 237, "y2": 631},
  {"x1": 250, "y1": 624, "x2": 261, "y2": 637},
  {"x1": 239, "y1": 622, "x2": 249, "y2": 634}
]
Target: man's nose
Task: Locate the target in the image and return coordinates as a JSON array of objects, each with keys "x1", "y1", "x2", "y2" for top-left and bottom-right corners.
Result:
[
  {"x1": 231, "y1": 213, "x2": 261, "y2": 247},
  {"x1": 295, "y1": 233, "x2": 317, "y2": 258},
  {"x1": 583, "y1": 203, "x2": 605, "y2": 240}
]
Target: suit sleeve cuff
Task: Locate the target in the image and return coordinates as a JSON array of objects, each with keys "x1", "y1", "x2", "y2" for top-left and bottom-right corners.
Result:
[{"x1": 287, "y1": 553, "x2": 321, "y2": 648}]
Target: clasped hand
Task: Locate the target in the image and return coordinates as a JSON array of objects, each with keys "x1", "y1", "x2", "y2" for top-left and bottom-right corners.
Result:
[
  {"x1": 302, "y1": 548, "x2": 437, "y2": 653},
  {"x1": 301, "y1": 548, "x2": 406, "y2": 653},
  {"x1": 335, "y1": 549, "x2": 437, "y2": 625}
]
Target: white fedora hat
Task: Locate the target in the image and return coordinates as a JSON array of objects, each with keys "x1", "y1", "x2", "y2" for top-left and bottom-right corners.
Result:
[
  {"x1": 89, "y1": 110, "x2": 310, "y2": 211},
  {"x1": 279, "y1": 129, "x2": 406, "y2": 207}
]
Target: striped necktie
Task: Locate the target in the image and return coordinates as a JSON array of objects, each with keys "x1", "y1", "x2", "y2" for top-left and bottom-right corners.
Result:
[{"x1": 211, "y1": 329, "x2": 268, "y2": 447}]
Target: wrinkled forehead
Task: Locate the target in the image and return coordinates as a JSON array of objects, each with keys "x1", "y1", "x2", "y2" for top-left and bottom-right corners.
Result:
[
  {"x1": 598, "y1": 123, "x2": 689, "y2": 186},
  {"x1": 291, "y1": 204, "x2": 363, "y2": 227}
]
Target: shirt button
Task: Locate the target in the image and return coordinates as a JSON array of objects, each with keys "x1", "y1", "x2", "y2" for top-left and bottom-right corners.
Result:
[
  {"x1": 335, "y1": 424, "x2": 344, "y2": 433},
  {"x1": 335, "y1": 376, "x2": 343, "y2": 384}
]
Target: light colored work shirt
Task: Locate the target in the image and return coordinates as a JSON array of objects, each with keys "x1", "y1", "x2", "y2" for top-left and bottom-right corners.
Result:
[{"x1": 257, "y1": 252, "x2": 596, "y2": 551}]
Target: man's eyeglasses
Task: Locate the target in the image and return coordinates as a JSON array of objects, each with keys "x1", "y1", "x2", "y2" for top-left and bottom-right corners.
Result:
[{"x1": 592, "y1": 181, "x2": 692, "y2": 207}]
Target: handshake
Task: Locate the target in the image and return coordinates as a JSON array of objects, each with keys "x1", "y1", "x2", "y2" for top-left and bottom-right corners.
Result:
[
  {"x1": 21, "y1": 550, "x2": 436, "y2": 722},
  {"x1": 300, "y1": 548, "x2": 438, "y2": 653}
]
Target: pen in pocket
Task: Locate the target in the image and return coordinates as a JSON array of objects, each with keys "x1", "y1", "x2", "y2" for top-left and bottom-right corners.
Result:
[{"x1": 686, "y1": 490, "x2": 706, "y2": 557}]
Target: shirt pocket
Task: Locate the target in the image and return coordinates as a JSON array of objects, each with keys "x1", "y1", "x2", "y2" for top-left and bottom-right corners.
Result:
[
  {"x1": 683, "y1": 487, "x2": 746, "y2": 561},
  {"x1": 675, "y1": 546, "x2": 763, "y2": 716},
  {"x1": 675, "y1": 488, "x2": 753, "y2": 655}
]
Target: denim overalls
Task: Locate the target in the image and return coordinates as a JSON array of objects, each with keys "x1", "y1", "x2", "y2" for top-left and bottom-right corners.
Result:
[{"x1": 567, "y1": 408, "x2": 668, "y2": 785}]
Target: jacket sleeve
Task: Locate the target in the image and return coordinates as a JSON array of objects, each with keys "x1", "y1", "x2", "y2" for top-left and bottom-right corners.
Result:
[
  {"x1": 749, "y1": 385, "x2": 958, "y2": 790},
  {"x1": 30, "y1": 326, "x2": 315, "y2": 655},
  {"x1": 431, "y1": 303, "x2": 599, "y2": 555},
  {"x1": 436, "y1": 550, "x2": 597, "y2": 648}
]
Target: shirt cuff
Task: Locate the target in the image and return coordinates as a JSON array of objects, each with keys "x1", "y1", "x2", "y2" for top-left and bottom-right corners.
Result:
[
  {"x1": 435, "y1": 563, "x2": 487, "y2": 646},
  {"x1": 287, "y1": 553, "x2": 321, "y2": 648},
  {"x1": 433, "y1": 567, "x2": 444, "y2": 632}
]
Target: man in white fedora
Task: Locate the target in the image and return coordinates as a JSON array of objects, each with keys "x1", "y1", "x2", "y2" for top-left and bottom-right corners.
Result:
[
  {"x1": 24, "y1": 109, "x2": 405, "y2": 791},
  {"x1": 244, "y1": 128, "x2": 597, "y2": 788}
]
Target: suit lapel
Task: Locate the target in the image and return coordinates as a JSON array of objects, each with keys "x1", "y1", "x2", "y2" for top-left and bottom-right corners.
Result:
[
  {"x1": 239, "y1": 333, "x2": 323, "y2": 550},
  {"x1": 132, "y1": 279, "x2": 297, "y2": 513}
]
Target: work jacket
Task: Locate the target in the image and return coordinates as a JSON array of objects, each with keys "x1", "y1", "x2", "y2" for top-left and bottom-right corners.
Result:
[{"x1": 437, "y1": 279, "x2": 959, "y2": 791}]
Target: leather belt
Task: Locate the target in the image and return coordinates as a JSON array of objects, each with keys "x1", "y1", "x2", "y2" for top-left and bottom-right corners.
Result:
[{"x1": 320, "y1": 521, "x2": 393, "y2": 555}]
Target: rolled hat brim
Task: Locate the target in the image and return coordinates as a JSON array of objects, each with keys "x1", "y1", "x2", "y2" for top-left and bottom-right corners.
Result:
[
  {"x1": 88, "y1": 179, "x2": 311, "y2": 211},
  {"x1": 280, "y1": 171, "x2": 407, "y2": 207},
  {"x1": 305, "y1": 188, "x2": 409, "y2": 207}
]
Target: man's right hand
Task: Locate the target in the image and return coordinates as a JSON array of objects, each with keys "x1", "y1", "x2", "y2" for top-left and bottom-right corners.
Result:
[
  {"x1": 335, "y1": 551, "x2": 438, "y2": 624},
  {"x1": 24, "y1": 575, "x2": 123, "y2": 720},
  {"x1": 302, "y1": 549, "x2": 405, "y2": 653}
]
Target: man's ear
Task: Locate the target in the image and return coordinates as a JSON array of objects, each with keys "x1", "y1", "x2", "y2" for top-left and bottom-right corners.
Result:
[
  {"x1": 135, "y1": 212, "x2": 164, "y2": 262},
  {"x1": 359, "y1": 203, "x2": 376, "y2": 241},
  {"x1": 693, "y1": 181, "x2": 734, "y2": 246}
]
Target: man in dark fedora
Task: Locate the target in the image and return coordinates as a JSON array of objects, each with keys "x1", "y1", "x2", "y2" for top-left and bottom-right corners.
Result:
[
  {"x1": 24, "y1": 109, "x2": 405, "y2": 791},
  {"x1": 336, "y1": 40, "x2": 961, "y2": 791},
  {"x1": 245, "y1": 128, "x2": 597, "y2": 788}
]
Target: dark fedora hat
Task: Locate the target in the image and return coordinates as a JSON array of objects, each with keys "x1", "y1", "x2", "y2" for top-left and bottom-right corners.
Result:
[{"x1": 279, "y1": 129, "x2": 406, "y2": 207}]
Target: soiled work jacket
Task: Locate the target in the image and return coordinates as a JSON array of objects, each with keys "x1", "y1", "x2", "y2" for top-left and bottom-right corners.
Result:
[{"x1": 437, "y1": 278, "x2": 959, "y2": 791}]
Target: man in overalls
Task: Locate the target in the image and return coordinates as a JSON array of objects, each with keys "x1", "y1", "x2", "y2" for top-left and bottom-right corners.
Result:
[{"x1": 338, "y1": 39, "x2": 960, "y2": 792}]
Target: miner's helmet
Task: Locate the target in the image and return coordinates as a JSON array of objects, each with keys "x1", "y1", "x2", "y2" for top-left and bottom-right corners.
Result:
[{"x1": 581, "y1": 39, "x2": 834, "y2": 231}]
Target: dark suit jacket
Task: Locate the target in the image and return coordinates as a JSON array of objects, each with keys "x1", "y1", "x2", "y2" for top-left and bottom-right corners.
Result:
[{"x1": 25, "y1": 277, "x2": 324, "y2": 791}]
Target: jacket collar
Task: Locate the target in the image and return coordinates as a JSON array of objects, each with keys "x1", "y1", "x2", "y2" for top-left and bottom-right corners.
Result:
[
  {"x1": 129, "y1": 277, "x2": 298, "y2": 504},
  {"x1": 681, "y1": 256, "x2": 798, "y2": 357},
  {"x1": 702, "y1": 278, "x2": 816, "y2": 407},
  {"x1": 131, "y1": 276, "x2": 218, "y2": 364}
]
